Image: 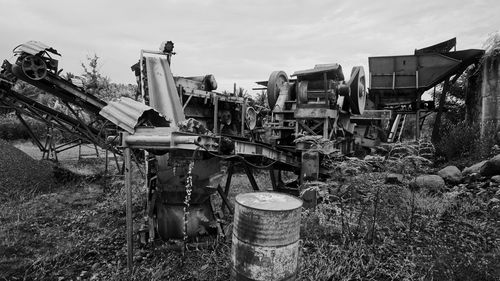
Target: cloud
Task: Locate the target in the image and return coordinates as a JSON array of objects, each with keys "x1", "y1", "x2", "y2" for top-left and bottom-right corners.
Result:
[{"x1": 0, "y1": 0, "x2": 499, "y2": 93}]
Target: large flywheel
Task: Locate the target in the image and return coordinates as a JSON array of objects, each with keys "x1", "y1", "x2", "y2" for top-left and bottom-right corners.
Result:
[
  {"x1": 347, "y1": 66, "x2": 366, "y2": 115},
  {"x1": 267, "y1": 71, "x2": 288, "y2": 109}
]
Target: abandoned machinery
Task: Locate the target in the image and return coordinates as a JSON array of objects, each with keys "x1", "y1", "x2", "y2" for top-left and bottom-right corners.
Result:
[{"x1": 0, "y1": 39, "x2": 485, "y2": 252}]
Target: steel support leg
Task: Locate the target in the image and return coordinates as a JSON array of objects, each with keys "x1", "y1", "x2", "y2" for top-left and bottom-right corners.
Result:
[
  {"x1": 244, "y1": 164, "x2": 260, "y2": 191},
  {"x1": 224, "y1": 162, "x2": 234, "y2": 195},
  {"x1": 124, "y1": 147, "x2": 133, "y2": 273}
]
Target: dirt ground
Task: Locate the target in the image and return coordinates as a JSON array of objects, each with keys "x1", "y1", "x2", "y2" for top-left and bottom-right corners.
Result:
[{"x1": 1, "y1": 141, "x2": 500, "y2": 280}]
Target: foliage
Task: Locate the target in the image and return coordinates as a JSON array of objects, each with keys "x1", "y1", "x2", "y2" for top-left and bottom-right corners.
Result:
[
  {"x1": 80, "y1": 54, "x2": 136, "y2": 101},
  {"x1": 483, "y1": 31, "x2": 500, "y2": 57},
  {"x1": 81, "y1": 54, "x2": 112, "y2": 101},
  {"x1": 0, "y1": 113, "x2": 46, "y2": 141},
  {"x1": 434, "y1": 120, "x2": 498, "y2": 160},
  {"x1": 300, "y1": 174, "x2": 500, "y2": 280},
  {"x1": 253, "y1": 90, "x2": 267, "y2": 108}
]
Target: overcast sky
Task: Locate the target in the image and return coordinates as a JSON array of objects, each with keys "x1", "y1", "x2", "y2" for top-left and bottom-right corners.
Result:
[{"x1": 0, "y1": 0, "x2": 498, "y2": 94}]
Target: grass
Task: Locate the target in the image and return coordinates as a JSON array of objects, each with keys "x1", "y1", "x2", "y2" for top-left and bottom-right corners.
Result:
[{"x1": 1, "y1": 141, "x2": 500, "y2": 280}]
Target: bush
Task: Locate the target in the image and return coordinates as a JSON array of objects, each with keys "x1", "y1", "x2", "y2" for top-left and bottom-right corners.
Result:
[
  {"x1": 434, "y1": 120, "x2": 498, "y2": 160},
  {"x1": 0, "y1": 114, "x2": 47, "y2": 141}
]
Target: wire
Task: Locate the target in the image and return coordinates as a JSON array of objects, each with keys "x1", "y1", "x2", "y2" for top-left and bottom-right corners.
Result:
[{"x1": 194, "y1": 141, "x2": 280, "y2": 169}]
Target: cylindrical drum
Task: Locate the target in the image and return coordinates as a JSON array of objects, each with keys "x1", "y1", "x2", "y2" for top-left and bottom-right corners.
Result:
[{"x1": 231, "y1": 192, "x2": 303, "y2": 281}]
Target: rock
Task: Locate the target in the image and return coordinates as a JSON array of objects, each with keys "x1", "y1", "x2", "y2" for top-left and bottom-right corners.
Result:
[
  {"x1": 385, "y1": 173, "x2": 403, "y2": 184},
  {"x1": 437, "y1": 166, "x2": 463, "y2": 183},
  {"x1": 495, "y1": 189, "x2": 500, "y2": 197},
  {"x1": 444, "y1": 190, "x2": 461, "y2": 201},
  {"x1": 300, "y1": 187, "x2": 318, "y2": 209},
  {"x1": 375, "y1": 146, "x2": 389, "y2": 156},
  {"x1": 480, "y1": 155, "x2": 500, "y2": 176},
  {"x1": 488, "y1": 198, "x2": 500, "y2": 206},
  {"x1": 364, "y1": 155, "x2": 385, "y2": 171},
  {"x1": 410, "y1": 175, "x2": 445, "y2": 192},
  {"x1": 364, "y1": 155, "x2": 385, "y2": 162},
  {"x1": 463, "y1": 160, "x2": 487, "y2": 176},
  {"x1": 492, "y1": 175, "x2": 500, "y2": 183}
]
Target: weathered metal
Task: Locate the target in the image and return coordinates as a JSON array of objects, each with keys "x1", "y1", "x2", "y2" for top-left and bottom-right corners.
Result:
[
  {"x1": 143, "y1": 55, "x2": 185, "y2": 126},
  {"x1": 99, "y1": 97, "x2": 169, "y2": 133},
  {"x1": 13, "y1": 40, "x2": 60, "y2": 56},
  {"x1": 481, "y1": 53, "x2": 500, "y2": 135},
  {"x1": 368, "y1": 43, "x2": 484, "y2": 107},
  {"x1": 231, "y1": 192, "x2": 302, "y2": 281},
  {"x1": 347, "y1": 66, "x2": 366, "y2": 115},
  {"x1": 267, "y1": 71, "x2": 288, "y2": 109}
]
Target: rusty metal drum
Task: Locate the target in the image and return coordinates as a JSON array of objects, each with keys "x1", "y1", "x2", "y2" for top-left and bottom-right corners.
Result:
[{"x1": 231, "y1": 192, "x2": 303, "y2": 281}]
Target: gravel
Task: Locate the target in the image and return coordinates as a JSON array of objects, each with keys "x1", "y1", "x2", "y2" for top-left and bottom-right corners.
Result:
[{"x1": 0, "y1": 139, "x2": 57, "y2": 202}]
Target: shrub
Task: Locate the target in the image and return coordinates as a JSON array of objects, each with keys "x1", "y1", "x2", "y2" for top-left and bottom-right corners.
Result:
[
  {"x1": 0, "y1": 114, "x2": 47, "y2": 141},
  {"x1": 434, "y1": 120, "x2": 498, "y2": 160}
]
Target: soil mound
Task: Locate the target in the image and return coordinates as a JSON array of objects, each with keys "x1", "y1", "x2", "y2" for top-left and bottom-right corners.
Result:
[{"x1": 0, "y1": 139, "x2": 57, "y2": 202}]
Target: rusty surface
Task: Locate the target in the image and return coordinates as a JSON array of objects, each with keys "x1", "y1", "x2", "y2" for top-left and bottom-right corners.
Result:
[
  {"x1": 232, "y1": 192, "x2": 302, "y2": 281},
  {"x1": 144, "y1": 56, "x2": 185, "y2": 126},
  {"x1": 13, "y1": 40, "x2": 60, "y2": 56},
  {"x1": 292, "y1": 63, "x2": 344, "y2": 81},
  {"x1": 99, "y1": 97, "x2": 169, "y2": 133}
]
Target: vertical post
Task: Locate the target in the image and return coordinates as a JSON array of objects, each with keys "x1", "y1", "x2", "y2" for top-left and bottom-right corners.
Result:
[
  {"x1": 323, "y1": 118, "x2": 329, "y2": 139},
  {"x1": 415, "y1": 70, "x2": 420, "y2": 140},
  {"x1": 124, "y1": 147, "x2": 133, "y2": 273},
  {"x1": 213, "y1": 96, "x2": 219, "y2": 134},
  {"x1": 105, "y1": 146, "x2": 109, "y2": 175},
  {"x1": 241, "y1": 99, "x2": 247, "y2": 134},
  {"x1": 323, "y1": 72, "x2": 328, "y2": 106}
]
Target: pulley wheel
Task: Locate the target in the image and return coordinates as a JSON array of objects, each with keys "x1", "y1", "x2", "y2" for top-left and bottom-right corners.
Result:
[
  {"x1": 347, "y1": 66, "x2": 366, "y2": 115},
  {"x1": 21, "y1": 55, "x2": 47, "y2": 80},
  {"x1": 297, "y1": 81, "x2": 308, "y2": 105},
  {"x1": 245, "y1": 106, "x2": 257, "y2": 130},
  {"x1": 267, "y1": 70, "x2": 288, "y2": 109}
]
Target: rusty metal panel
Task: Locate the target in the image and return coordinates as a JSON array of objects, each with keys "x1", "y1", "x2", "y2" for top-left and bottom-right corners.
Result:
[
  {"x1": 415, "y1": 37, "x2": 456, "y2": 54},
  {"x1": 13, "y1": 41, "x2": 60, "y2": 56},
  {"x1": 369, "y1": 50, "x2": 484, "y2": 93},
  {"x1": 144, "y1": 56, "x2": 185, "y2": 126},
  {"x1": 99, "y1": 97, "x2": 168, "y2": 133},
  {"x1": 292, "y1": 63, "x2": 344, "y2": 81},
  {"x1": 231, "y1": 192, "x2": 302, "y2": 281}
]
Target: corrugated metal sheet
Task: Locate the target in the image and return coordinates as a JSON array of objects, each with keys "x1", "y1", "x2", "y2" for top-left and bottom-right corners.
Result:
[
  {"x1": 99, "y1": 97, "x2": 169, "y2": 133},
  {"x1": 13, "y1": 41, "x2": 60, "y2": 56},
  {"x1": 144, "y1": 56, "x2": 185, "y2": 126}
]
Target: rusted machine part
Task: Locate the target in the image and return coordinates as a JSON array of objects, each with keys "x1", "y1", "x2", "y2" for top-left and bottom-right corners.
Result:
[
  {"x1": 245, "y1": 107, "x2": 257, "y2": 130},
  {"x1": 155, "y1": 156, "x2": 223, "y2": 239},
  {"x1": 231, "y1": 192, "x2": 302, "y2": 281},
  {"x1": 156, "y1": 202, "x2": 217, "y2": 239},
  {"x1": 11, "y1": 62, "x2": 106, "y2": 113},
  {"x1": 267, "y1": 71, "x2": 288, "y2": 109},
  {"x1": 21, "y1": 55, "x2": 47, "y2": 80},
  {"x1": 347, "y1": 66, "x2": 366, "y2": 115},
  {"x1": 297, "y1": 81, "x2": 308, "y2": 105},
  {"x1": 144, "y1": 56, "x2": 185, "y2": 126},
  {"x1": 183, "y1": 74, "x2": 218, "y2": 91}
]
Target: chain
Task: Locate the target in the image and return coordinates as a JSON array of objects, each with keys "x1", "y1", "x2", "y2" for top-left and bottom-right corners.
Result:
[{"x1": 182, "y1": 159, "x2": 195, "y2": 254}]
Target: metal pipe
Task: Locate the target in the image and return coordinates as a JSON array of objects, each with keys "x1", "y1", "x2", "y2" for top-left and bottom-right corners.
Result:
[{"x1": 124, "y1": 134, "x2": 201, "y2": 147}]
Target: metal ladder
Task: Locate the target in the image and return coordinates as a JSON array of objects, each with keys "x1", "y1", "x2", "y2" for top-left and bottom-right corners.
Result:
[{"x1": 387, "y1": 113, "x2": 407, "y2": 142}]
